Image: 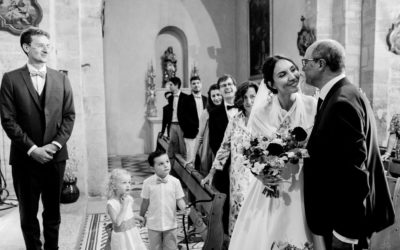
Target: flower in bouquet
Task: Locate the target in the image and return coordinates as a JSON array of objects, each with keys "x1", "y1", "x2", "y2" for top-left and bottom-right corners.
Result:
[{"x1": 242, "y1": 126, "x2": 309, "y2": 198}]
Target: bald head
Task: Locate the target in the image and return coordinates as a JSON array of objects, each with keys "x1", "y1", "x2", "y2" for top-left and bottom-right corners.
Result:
[{"x1": 305, "y1": 39, "x2": 346, "y2": 73}]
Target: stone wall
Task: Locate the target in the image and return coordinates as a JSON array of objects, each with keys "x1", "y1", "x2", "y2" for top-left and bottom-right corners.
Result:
[{"x1": 0, "y1": 0, "x2": 108, "y2": 197}]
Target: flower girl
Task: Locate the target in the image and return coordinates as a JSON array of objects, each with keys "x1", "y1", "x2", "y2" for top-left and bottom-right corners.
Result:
[{"x1": 106, "y1": 168, "x2": 146, "y2": 250}]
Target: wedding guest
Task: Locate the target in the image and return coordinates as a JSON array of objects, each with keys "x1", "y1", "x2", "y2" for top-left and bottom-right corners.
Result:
[
  {"x1": 202, "y1": 81, "x2": 258, "y2": 236},
  {"x1": 303, "y1": 39, "x2": 394, "y2": 250},
  {"x1": 0, "y1": 27, "x2": 75, "y2": 250},
  {"x1": 160, "y1": 91, "x2": 173, "y2": 138},
  {"x1": 165, "y1": 77, "x2": 188, "y2": 160},
  {"x1": 207, "y1": 74, "x2": 238, "y2": 235},
  {"x1": 186, "y1": 83, "x2": 222, "y2": 175},
  {"x1": 180, "y1": 76, "x2": 207, "y2": 160},
  {"x1": 382, "y1": 114, "x2": 400, "y2": 161}
]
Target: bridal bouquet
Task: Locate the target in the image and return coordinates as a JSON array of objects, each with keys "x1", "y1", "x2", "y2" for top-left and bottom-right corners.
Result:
[{"x1": 242, "y1": 126, "x2": 309, "y2": 198}]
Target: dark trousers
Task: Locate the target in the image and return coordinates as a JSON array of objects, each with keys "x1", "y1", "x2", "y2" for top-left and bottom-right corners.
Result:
[
  {"x1": 12, "y1": 161, "x2": 66, "y2": 250},
  {"x1": 213, "y1": 157, "x2": 231, "y2": 236}
]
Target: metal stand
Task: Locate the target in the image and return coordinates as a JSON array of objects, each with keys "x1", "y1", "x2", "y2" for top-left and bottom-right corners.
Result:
[{"x1": 0, "y1": 160, "x2": 18, "y2": 210}]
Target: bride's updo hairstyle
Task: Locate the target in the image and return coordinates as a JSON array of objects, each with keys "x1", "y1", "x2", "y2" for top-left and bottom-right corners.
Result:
[{"x1": 262, "y1": 55, "x2": 299, "y2": 94}]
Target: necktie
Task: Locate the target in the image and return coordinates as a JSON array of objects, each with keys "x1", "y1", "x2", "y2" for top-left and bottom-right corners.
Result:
[
  {"x1": 30, "y1": 71, "x2": 45, "y2": 78},
  {"x1": 315, "y1": 98, "x2": 323, "y2": 117},
  {"x1": 156, "y1": 177, "x2": 168, "y2": 184},
  {"x1": 317, "y1": 98, "x2": 323, "y2": 111},
  {"x1": 227, "y1": 105, "x2": 235, "y2": 110}
]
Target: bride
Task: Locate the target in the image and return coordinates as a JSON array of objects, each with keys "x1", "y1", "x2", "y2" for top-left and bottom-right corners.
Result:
[{"x1": 229, "y1": 55, "x2": 324, "y2": 250}]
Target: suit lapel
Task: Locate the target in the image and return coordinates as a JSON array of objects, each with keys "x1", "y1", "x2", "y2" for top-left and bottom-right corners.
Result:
[
  {"x1": 309, "y1": 78, "x2": 348, "y2": 149},
  {"x1": 314, "y1": 78, "x2": 348, "y2": 124},
  {"x1": 21, "y1": 66, "x2": 42, "y2": 111}
]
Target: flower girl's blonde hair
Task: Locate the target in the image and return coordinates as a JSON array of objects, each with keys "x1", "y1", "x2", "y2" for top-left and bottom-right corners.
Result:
[{"x1": 106, "y1": 168, "x2": 131, "y2": 199}]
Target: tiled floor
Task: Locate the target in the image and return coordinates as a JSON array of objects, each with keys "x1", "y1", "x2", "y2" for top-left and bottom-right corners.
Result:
[
  {"x1": 0, "y1": 155, "x2": 204, "y2": 250},
  {"x1": 105, "y1": 155, "x2": 203, "y2": 250}
]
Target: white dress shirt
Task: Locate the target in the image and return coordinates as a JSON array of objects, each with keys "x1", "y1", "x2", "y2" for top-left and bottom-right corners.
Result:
[
  {"x1": 193, "y1": 93, "x2": 204, "y2": 120},
  {"x1": 27, "y1": 63, "x2": 46, "y2": 95},
  {"x1": 172, "y1": 91, "x2": 181, "y2": 122}
]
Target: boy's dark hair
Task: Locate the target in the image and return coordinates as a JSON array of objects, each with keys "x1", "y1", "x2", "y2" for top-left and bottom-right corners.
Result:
[
  {"x1": 148, "y1": 150, "x2": 167, "y2": 167},
  {"x1": 20, "y1": 28, "x2": 50, "y2": 55}
]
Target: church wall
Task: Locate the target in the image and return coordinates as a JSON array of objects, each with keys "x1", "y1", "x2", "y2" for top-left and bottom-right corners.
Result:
[
  {"x1": 272, "y1": 0, "x2": 306, "y2": 68},
  {"x1": 104, "y1": 0, "x2": 236, "y2": 155},
  {"x1": 0, "y1": 0, "x2": 108, "y2": 197}
]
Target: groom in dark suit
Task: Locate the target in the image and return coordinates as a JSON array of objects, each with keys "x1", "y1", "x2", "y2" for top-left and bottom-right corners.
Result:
[
  {"x1": 0, "y1": 28, "x2": 75, "y2": 250},
  {"x1": 303, "y1": 39, "x2": 394, "y2": 250}
]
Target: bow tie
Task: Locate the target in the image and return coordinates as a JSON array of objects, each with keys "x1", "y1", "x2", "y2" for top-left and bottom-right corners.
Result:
[
  {"x1": 30, "y1": 71, "x2": 45, "y2": 78},
  {"x1": 227, "y1": 105, "x2": 235, "y2": 110},
  {"x1": 156, "y1": 177, "x2": 168, "y2": 184}
]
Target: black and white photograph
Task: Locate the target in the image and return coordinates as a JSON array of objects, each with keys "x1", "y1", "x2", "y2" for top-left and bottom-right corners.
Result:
[{"x1": 0, "y1": 1, "x2": 399, "y2": 250}]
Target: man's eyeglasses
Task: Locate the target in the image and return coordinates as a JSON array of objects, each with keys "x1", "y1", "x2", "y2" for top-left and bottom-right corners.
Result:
[
  {"x1": 220, "y1": 82, "x2": 234, "y2": 88},
  {"x1": 30, "y1": 43, "x2": 53, "y2": 50},
  {"x1": 301, "y1": 58, "x2": 320, "y2": 67}
]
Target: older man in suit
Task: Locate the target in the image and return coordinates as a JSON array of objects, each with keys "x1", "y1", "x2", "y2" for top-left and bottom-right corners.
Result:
[
  {"x1": 303, "y1": 39, "x2": 394, "y2": 250},
  {"x1": 0, "y1": 28, "x2": 75, "y2": 250}
]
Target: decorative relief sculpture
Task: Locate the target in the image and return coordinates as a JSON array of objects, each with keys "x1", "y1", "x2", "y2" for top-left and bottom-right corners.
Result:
[
  {"x1": 162, "y1": 46, "x2": 177, "y2": 88},
  {"x1": 191, "y1": 63, "x2": 199, "y2": 78},
  {"x1": 0, "y1": 0, "x2": 43, "y2": 35},
  {"x1": 387, "y1": 15, "x2": 400, "y2": 55},
  {"x1": 297, "y1": 16, "x2": 316, "y2": 56},
  {"x1": 146, "y1": 63, "x2": 157, "y2": 117}
]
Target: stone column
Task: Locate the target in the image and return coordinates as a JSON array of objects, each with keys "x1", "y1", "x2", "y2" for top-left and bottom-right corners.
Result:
[
  {"x1": 360, "y1": 0, "x2": 400, "y2": 144},
  {"x1": 236, "y1": 0, "x2": 250, "y2": 82},
  {"x1": 80, "y1": 0, "x2": 108, "y2": 196}
]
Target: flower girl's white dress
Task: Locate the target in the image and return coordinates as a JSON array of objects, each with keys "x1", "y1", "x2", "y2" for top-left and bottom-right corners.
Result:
[{"x1": 107, "y1": 198, "x2": 146, "y2": 250}]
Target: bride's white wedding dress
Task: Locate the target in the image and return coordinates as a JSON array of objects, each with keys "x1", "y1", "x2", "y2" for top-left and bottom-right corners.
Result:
[{"x1": 229, "y1": 84, "x2": 323, "y2": 250}]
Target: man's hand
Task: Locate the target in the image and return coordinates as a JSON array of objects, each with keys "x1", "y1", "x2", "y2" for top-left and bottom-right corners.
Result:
[
  {"x1": 43, "y1": 143, "x2": 59, "y2": 156},
  {"x1": 30, "y1": 147, "x2": 55, "y2": 164}
]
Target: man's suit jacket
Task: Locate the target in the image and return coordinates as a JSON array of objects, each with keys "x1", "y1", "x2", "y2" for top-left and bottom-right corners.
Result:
[
  {"x1": 304, "y1": 78, "x2": 395, "y2": 243},
  {"x1": 165, "y1": 91, "x2": 188, "y2": 134},
  {"x1": 209, "y1": 103, "x2": 229, "y2": 155},
  {"x1": 161, "y1": 104, "x2": 171, "y2": 137},
  {"x1": 180, "y1": 94, "x2": 207, "y2": 139},
  {"x1": 0, "y1": 65, "x2": 75, "y2": 165}
]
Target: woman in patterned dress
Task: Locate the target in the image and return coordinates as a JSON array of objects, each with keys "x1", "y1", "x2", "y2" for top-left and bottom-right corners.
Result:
[{"x1": 201, "y1": 81, "x2": 258, "y2": 236}]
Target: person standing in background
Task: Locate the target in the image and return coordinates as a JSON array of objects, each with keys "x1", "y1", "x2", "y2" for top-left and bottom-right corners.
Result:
[
  {"x1": 165, "y1": 77, "x2": 188, "y2": 160},
  {"x1": 180, "y1": 76, "x2": 207, "y2": 160},
  {"x1": 207, "y1": 74, "x2": 238, "y2": 236}
]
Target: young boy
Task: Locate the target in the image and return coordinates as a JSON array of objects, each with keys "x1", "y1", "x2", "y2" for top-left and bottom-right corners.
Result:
[{"x1": 140, "y1": 150, "x2": 188, "y2": 250}]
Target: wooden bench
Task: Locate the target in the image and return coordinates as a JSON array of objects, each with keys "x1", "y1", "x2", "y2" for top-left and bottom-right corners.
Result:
[{"x1": 157, "y1": 136, "x2": 226, "y2": 250}]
